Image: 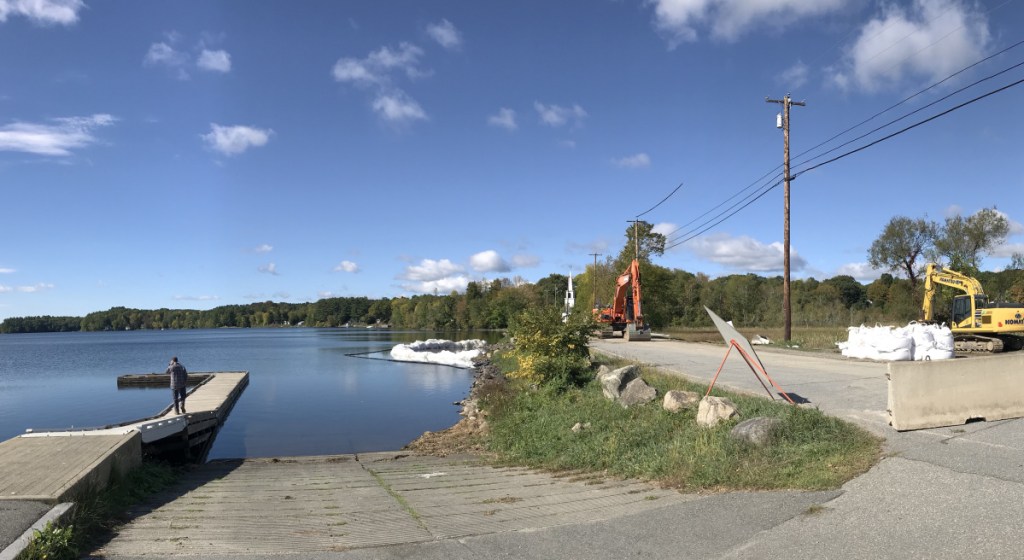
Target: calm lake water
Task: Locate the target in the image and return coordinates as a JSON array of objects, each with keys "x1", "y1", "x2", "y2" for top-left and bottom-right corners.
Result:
[{"x1": 0, "y1": 328, "x2": 493, "y2": 460}]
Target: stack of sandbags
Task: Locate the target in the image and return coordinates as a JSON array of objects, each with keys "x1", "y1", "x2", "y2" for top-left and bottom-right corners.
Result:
[
  {"x1": 907, "y1": 322, "x2": 955, "y2": 361},
  {"x1": 837, "y1": 323, "x2": 954, "y2": 361}
]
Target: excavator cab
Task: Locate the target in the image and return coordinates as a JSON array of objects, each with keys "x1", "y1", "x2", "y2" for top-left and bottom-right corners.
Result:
[{"x1": 951, "y1": 295, "x2": 974, "y2": 327}]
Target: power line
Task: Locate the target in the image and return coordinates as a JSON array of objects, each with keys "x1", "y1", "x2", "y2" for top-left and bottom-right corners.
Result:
[
  {"x1": 792, "y1": 57, "x2": 1024, "y2": 174},
  {"x1": 793, "y1": 75, "x2": 1024, "y2": 180},
  {"x1": 665, "y1": 179, "x2": 785, "y2": 251},
  {"x1": 659, "y1": 38, "x2": 1024, "y2": 246},
  {"x1": 665, "y1": 174, "x2": 782, "y2": 245},
  {"x1": 662, "y1": 169, "x2": 783, "y2": 240},
  {"x1": 665, "y1": 75, "x2": 1024, "y2": 250},
  {"x1": 636, "y1": 181, "x2": 684, "y2": 218},
  {"x1": 791, "y1": 36, "x2": 1024, "y2": 170}
]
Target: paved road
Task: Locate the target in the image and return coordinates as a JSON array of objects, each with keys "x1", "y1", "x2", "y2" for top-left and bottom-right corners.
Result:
[{"x1": 85, "y1": 338, "x2": 1024, "y2": 558}]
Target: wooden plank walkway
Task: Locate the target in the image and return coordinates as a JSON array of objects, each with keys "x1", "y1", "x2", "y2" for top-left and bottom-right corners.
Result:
[
  {"x1": 0, "y1": 372, "x2": 248, "y2": 504},
  {"x1": 92, "y1": 452, "x2": 694, "y2": 557}
]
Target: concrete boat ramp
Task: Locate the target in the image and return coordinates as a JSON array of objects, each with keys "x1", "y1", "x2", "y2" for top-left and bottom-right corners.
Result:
[{"x1": 92, "y1": 452, "x2": 702, "y2": 557}]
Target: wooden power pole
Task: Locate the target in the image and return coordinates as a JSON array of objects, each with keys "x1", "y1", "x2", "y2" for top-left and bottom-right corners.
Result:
[
  {"x1": 589, "y1": 252, "x2": 601, "y2": 308},
  {"x1": 766, "y1": 93, "x2": 805, "y2": 342}
]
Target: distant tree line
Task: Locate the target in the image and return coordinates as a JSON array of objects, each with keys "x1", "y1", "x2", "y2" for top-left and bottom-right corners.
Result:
[{"x1": 4, "y1": 213, "x2": 1023, "y2": 334}]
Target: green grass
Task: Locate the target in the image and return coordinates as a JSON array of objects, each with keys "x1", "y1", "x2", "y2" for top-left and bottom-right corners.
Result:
[
  {"x1": 481, "y1": 357, "x2": 881, "y2": 492},
  {"x1": 20, "y1": 461, "x2": 182, "y2": 560}
]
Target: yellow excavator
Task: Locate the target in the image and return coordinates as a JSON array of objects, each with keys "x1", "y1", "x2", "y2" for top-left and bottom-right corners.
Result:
[{"x1": 922, "y1": 263, "x2": 1024, "y2": 352}]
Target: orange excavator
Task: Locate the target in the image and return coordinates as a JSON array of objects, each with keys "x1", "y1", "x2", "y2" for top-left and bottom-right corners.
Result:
[{"x1": 593, "y1": 259, "x2": 651, "y2": 341}]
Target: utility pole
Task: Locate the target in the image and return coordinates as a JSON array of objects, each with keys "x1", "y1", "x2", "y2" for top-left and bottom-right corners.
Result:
[
  {"x1": 589, "y1": 252, "x2": 601, "y2": 308},
  {"x1": 766, "y1": 93, "x2": 805, "y2": 342}
]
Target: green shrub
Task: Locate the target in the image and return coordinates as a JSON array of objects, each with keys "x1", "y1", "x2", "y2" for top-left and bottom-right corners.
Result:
[
  {"x1": 506, "y1": 307, "x2": 593, "y2": 390},
  {"x1": 22, "y1": 521, "x2": 77, "y2": 560}
]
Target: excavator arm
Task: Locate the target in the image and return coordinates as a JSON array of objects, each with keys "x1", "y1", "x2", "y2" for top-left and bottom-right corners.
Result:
[{"x1": 922, "y1": 263, "x2": 984, "y2": 321}]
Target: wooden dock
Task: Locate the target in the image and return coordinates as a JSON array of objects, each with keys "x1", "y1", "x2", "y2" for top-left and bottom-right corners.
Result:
[{"x1": 0, "y1": 372, "x2": 248, "y2": 504}]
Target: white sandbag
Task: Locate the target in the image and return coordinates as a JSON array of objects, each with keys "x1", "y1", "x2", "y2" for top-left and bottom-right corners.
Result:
[
  {"x1": 876, "y1": 347, "x2": 913, "y2": 361},
  {"x1": 932, "y1": 325, "x2": 955, "y2": 351},
  {"x1": 866, "y1": 326, "x2": 912, "y2": 353},
  {"x1": 923, "y1": 348, "x2": 956, "y2": 361}
]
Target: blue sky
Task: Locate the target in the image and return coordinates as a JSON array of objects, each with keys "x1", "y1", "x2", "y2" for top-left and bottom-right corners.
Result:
[{"x1": 1, "y1": 0, "x2": 1023, "y2": 320}]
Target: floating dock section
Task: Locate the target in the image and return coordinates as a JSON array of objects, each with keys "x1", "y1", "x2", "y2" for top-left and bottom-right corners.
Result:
[{"x1": 0, "y1": 371, "x2": 248, "y2": 503}]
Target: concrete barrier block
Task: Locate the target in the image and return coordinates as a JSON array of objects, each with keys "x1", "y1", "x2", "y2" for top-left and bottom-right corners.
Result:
[{"x1": 888, "y1": 353, "x2": 1024, "y2": 431}]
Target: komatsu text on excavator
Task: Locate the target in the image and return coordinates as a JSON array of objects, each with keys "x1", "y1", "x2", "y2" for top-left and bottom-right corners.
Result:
[
  {"x1": 593, "y1": 259, "x2": 651, "y2": 341},
  {"x1": 922, "y1": 263, "x2": 1024, "y2": 352}
]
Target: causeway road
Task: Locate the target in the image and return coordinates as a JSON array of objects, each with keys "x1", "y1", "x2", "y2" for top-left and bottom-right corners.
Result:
[{"x1": 90, "y1": 338, "x2": 1024, "y2": 559}]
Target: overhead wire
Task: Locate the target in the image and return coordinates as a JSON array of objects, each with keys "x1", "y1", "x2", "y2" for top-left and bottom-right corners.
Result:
[
  {"x1": 658, "y1": 38, "x2": 1024, "y2": 247},
  {"x1": 635, "y1": 181, "x2": 684, "y2": 218},
  {"x1": 666, "y1": 68, "x2": 1024, "y2": 250},
  {"x1": 634, "y1": 5, "x2": 1021, "y2": 248},
  {"x1": 791, "y1": 36, "x2": 1024, "y2": 170},
  {"x1": 792, "y1": 56, "x2": 1024, "y2": 174},
  {"x1": 792, "y1": 75, "x2": 1024, "y2": 180}
]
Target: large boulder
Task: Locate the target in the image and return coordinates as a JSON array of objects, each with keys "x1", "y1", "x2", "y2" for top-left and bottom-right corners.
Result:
[
  {"x1": 730, "y1": 417, "x2": 782, "y2": 446},
  {"x1": 599, "y1": 365, "x2": 640, "y2": 400},
  {"x1": 697, "y1": 396, "x2": 739, "y2": 428},
  {"x1": 593, "y1": 364, "x2": 611, "y2": 380},
  {"x1": 618, "y1": 378, "x2": 657, "y2": 408},
  {"x1": 663, "y1": 390, "x2": 701, "y2": 413}
]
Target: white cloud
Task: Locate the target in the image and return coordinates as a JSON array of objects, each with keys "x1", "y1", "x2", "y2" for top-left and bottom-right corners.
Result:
[
  {"x1": 488, "y1": 108, "x2": 517, "y2": 130},
  {"x1": 197, "y1": 49, "x2": 231, "y2": 73},
  {"x1": 173, "y1": 294, "x2": 221, "y2": 301},
  {"x1": 686, "y1": 232, "x2": 807, "y2": 272},
  {"x1": 333, "y1": 42, "x2": 437, "y2": 125},
  {"x1": 144, "y1": 42, "x2": 189, "y2": 79},
  {"x1": 778, "y1": 60, "x2": 808, "y2": 89},
  {"x1": 0, "y1": 283, "x2": 54, "y2": 293},
  {"x1": 835, "y1": 262, "x2": 882, "y2": 282},
  {"x1": 828, "y1": 0, "x2": 991, "y2": 92},
  {"x1": 649, "y1": 0, "x2": 843, "y2": 45},
  {"x1": 253, "y1": 244, "x2": 273, "y2": 253},
  {"x1": 0, "y1": 114, "x2": 115, "y2": 156},
  {"x1": 333, "y1": 42, "x2": 426, "y2": 86},
  {"x1": 652, "y1": 222, "x2": 677, "y2": 237},
  {"x1": 535, "y1": 102, "x2": 587, "y2": 127},
  {"x1": 427, "y1": 19, "x2": 462, "y2": 50},
  {"x1": 372, "y1": 91, "x2": 427, "y2": 123},
  {"x1": 511, "y1": 254, "x2": 540, "y2": 268},
  {"x1": 334, "y1": 260, "x2": 360, "y2": 273},
  {"x1": 613, "y1": 153, "x2": 651, "y2": 168},
  {"x1": 559, "y1": 139, "x2": 577, "y2": 149},
  {"x1": 402, "y1": 258, "x2": 464, "y2": 282},
  {"x1": 399, "y1": 258, "x2": 470, "y2": 294},
  {"x1": 201, "y1": 123, "x2": 273, "y2": 156},
  {"x1": 470, "y1": 250, "x2": 510, "y2": 273},
  {"x1": 0, "y1": 0, "x2": 84, "y2": 25},
  {"x1": 258, "y1": 262, "x2": 279, "y2": 275},
  {"x1": 0, "y1": 267, "x2": 15, "y2": 274}
]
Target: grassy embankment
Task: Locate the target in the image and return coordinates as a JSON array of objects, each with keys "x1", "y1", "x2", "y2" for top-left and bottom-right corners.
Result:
[
  {"x1": 20, "y1": 461, "x2": 180, "y2": 560},
  {"x1": 470, "y1": 316, "x2": 881, "y2": 491}
]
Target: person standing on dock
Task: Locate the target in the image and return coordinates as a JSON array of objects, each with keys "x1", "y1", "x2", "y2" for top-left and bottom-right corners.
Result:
[{"x1": 167, "y1": 356, "x2": 188, "y2": 414}]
